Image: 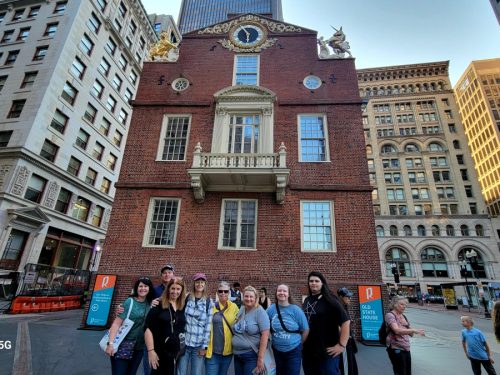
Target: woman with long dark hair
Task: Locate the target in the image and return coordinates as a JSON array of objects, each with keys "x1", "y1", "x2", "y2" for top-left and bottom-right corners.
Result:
[
  {"x1": 302, "y1": 271, "x2": 350, "y2": 375},
  {"x1": 144, "y1": 278, "x2": 187, "y2": 375},
  {"x1": 105, "y1": 277, "x2": 155, "y2": 375}
]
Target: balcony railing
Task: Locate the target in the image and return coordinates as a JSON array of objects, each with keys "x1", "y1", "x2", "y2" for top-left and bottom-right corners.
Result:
[{"x1": 188, "y1": 142, "x2": 290, "y2": 204}]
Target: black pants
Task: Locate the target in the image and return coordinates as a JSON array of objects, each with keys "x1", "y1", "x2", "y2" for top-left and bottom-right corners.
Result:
[
  {"x1": 387, "y1": 347, "x2": 411, "y2": 375},
  {"x1": 339, "y1": 347, "x2": 358, "y2": 375},
  {"x1": 470, "y1": 358, "x2": 497, "y2": 375}
]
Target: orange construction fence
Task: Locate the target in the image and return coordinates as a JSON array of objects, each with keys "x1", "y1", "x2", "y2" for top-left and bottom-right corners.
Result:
[{"x1": 9, "y1": 295, "x2": 82, "y2": 314}]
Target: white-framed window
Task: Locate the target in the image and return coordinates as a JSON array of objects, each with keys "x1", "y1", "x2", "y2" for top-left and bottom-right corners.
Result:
[
  {"x1": 158, "y1": 115, "x2": 190, "y2": 161},
  {"x1": 218, "y1": 199, "x2": 257, "y2": 250},
  {"x1": 143, "y1": 198, "x2": 181, "y2": 247},
  {"x1": 301, "y1": 201, "x2": 335, "y2": 252},
  {"x1": 233, "y1": 55, "x2": 259, "y2": 86},
  {"x1": 298, "y1": 114, "x2": 329, "y2": 162},
  {"x1": 228, "y1": 114, "x2": 260, "y2": 153}
]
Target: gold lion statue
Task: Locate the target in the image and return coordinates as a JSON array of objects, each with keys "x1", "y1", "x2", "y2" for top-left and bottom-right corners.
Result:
[{"x1": 149, "y1": 32, "x2": 179, "y2": 61}]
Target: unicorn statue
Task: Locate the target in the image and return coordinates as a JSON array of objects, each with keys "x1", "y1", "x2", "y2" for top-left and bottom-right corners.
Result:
[{"x1": 318, "y1": 26, "x2": 352, "y2": 59}]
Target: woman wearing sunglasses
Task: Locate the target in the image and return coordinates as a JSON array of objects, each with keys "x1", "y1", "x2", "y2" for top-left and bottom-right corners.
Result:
[{"x1": 205, "y1": 281, "x2": 240, "y2": 375}]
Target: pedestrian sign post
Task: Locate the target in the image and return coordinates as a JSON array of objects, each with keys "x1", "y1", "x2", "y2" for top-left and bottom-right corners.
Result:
[{"x1": 358, "y1": 285, "x2": 384, "y2": 345}]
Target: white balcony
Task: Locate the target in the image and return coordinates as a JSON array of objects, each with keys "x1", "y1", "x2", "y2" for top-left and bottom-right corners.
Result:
[{"x1": 187, "y1": 142, "x2": 290, "y2": 204}]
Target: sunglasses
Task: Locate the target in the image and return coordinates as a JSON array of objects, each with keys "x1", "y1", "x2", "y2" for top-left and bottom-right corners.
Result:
[
  {"x1": 218, "y1": 290, "x2": 230, "y2": 294},
  {"x1": 139, "y1": 277, "x2": 151, "y2": 282}
]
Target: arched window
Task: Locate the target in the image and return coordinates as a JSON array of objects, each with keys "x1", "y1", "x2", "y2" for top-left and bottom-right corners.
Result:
[
  {"x1": 458, "y1": 248, "x2": 487, "y2": 278},
  {"x1": 421, "y1": 247, "x2": 448, "y2": 277},
  {"x1": 381, "y1": 144, "x2": 397, "y2": 154},
  {"x1": 376, "y1": 225, "x2": 385, "y2": 237},
  {"x1": 404, "y1": 143, "x2": 420, "y2": 153},
  {"x1": 428, "y1": 142, "x2": 444, "y2": 152},
  {"x1": 417, "y1": 225, "x2": 426, "y2": 236},
  {"x1": 475, "y1": 225, "x2": 484, "y2": 236},
  {"x1": 385, "y1": 247, "x2": 412, "y2": 277},
  {"x1": 431, "y1": 225, "x2": 440, "y2": 236},
  {"x1": 461, "y1": 225, "x2": 469, "y2": 236},
  {"x1": 446, "y1": 225, "x2": 455, "y2": 236},
  {"x1": 403, "y1": 225, "x2": 412, "y2": 236},
  {"x1": 389, "y1": 225, "x2": 398, "y2": 236}
]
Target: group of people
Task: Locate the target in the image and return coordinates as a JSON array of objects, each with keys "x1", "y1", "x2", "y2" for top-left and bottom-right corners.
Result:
[
  {"x1": 383, "y1": 295, "x2": 498, "y2": 375},
  {"x1": 104, "y1": 264, "x2": 357, "y2": 375}
]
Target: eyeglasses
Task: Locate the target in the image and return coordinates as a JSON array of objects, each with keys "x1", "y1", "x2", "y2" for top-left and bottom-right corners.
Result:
[{"x1": 218, "y1": 290, "x2": 230, "y2": 294}]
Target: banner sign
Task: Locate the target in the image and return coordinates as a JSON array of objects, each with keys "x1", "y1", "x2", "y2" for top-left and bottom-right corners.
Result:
[
  {"x1": 358, "y1": 285, "x2": 384, "y2": 342},
  {"x1": 86, "y1": 274, "x2": 117, "y2": 327}
]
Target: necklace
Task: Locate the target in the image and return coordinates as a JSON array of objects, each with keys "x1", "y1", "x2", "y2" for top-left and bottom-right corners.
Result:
[{"x1": 304, "y1": 295, "x2": 322, "y2": 322}]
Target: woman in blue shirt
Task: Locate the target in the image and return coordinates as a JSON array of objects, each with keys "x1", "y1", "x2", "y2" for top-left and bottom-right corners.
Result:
[{"x1": 267, "y1": 284, "x2": 309, "y2": 375}]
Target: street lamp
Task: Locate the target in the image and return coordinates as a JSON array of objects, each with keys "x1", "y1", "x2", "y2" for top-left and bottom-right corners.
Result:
[
  {"x1": 459, "y1": 259, "x2": 472, "y2": 312},
  {"x1": 465, "y1": 249, "x2": 491, "y2": 319}
]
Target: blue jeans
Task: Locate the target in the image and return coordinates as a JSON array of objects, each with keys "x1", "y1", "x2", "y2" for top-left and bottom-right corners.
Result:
[
  {"x1": 234, "y1": 350, "x2": 257, "y2": 375},
  {"x1": 177, "y1": 345, "x2": 205, "y2": 375},
  {"x1": 205, "y1": 353, "x2": 233, "y2": 375},
  {"x1": 111, "y1": 349, "x2": 144, "y2": 375},
  {"x1": 142, "y1": 347, "x2": 151, "y2": 375},
  {"x1": 303, "y1": 354, "x2": 341, "y2": 375},
  {"x1": 273, "y1": 344, "x2": 302, "y2": 375}
]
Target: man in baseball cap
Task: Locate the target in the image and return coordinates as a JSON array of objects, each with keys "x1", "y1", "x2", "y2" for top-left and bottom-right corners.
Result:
[{"x1": 154, "y1": 263, "x2": 175, "y2": 298}]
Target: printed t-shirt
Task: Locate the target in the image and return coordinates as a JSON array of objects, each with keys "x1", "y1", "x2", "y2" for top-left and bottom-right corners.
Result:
[
  {"x1": 267, "y1": 303, "x2": 309, "y2": 352},
  {"x1": 232, "y1": 306, "x2": 270, "y2": 354}
]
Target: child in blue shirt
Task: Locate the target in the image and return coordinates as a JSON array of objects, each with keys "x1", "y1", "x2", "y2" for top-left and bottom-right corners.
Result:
[{"x1": 461, "y1": 315, "x2": 497, "y2": 375}]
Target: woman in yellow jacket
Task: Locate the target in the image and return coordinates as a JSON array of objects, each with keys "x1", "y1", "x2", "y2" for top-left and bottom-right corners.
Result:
[{"x1": 206, "y1": 281, "x2": 240, "y2": 375}]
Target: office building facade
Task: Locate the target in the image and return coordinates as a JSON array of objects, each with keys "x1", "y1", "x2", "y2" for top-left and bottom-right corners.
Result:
[
  {"x1": 358, "y1": 61, "x2": 500, "y2": 301},
  {"x1": 178, "y1": 0, "x2": 283, "y2": 34},
  {"x1": 0, "y1": 0, "x2": 158, "y2": 279}
]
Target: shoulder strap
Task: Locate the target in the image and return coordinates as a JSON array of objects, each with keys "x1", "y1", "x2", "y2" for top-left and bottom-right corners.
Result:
[
  {"x1": 126, "y1": 298, "x2": 134, "y2": 320},
  {"x1": 276, "y1": 304, "x2": 300, "y2": 334}
]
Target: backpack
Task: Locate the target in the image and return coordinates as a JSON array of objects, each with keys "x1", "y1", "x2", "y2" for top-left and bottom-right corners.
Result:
[{"x1": 378, "y1": 312, "x2": 409, "y2": 345}]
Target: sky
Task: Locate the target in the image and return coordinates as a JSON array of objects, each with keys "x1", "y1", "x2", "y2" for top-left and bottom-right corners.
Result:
[{"x1": 141, "y1": 0, "x2": 500, "y2": 86}]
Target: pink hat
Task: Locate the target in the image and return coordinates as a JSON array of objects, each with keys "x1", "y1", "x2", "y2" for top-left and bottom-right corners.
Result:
[{"x1": 192, "y1": 272, "x2": 207, "y2": 281}]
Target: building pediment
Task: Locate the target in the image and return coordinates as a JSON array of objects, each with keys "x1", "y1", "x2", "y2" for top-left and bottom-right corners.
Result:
[
  {"x1": 7, "y1": 206, "x2": 50, "y2": 226},
  {"x1": 214, "y1": 85, "x2": 276, "y2": 103},
  {"x1": 194, "y1": 14, "x2": 312, "y2": 36}
]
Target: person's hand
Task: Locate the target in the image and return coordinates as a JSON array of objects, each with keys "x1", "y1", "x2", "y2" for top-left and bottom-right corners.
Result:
[
  {"x1": 116, "y1": 304, "x2": 124, "y2": 315},
  {"x1": 254, "y1": 356, "x2": 265, "y2": 373},
  {"x1": 326, "y1": 344, "x2": 344, "y2": 357},
  {"x1": 198, "y1": 348, "x2": 207, "y2": 357},
  {"x1": 148, "y1": 350, "x2": 159, "y2": 369},
  {"x1": 151, "y1": 298, "x2": 160, "y2": 307},
  {"x1": 105, "y1": 344, "x2": 115, "y2": 357},
  {"x1": 490, "y1": 357, "x2": 495, "y2": 364},
  {"x1": 414, "y1": 328, "x2": 425, "y2": 336}
]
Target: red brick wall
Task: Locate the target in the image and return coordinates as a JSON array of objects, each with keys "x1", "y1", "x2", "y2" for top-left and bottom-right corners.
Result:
[{"x1": 87, "y1": 22, "x2": 382, "y2": 335}]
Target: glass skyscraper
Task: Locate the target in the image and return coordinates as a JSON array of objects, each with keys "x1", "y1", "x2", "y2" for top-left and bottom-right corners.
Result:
[{"x1": 178, "y1": 0, "x2": 283, "y2": 34}]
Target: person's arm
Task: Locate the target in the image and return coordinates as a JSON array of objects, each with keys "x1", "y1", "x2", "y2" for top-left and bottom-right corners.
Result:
[
  {"x1": 145, "y1": 328, "x2": 159, "y2": 369},
  {"x1": 301, "y1": 329, "x2": 310, "y2": 344},
  {"x1": 462, "y1": 340, "x2": 468, "y2": 358},
  {"x1": 485, "y1": 341, "x2": 495, "y2": 364},
  {"x1": 326, "y1": 320, "x2": 350, "y2": 357},
  {"x1": 105, "y1": 316, "x2": 124, "y2": 356},
  {"x1": 199, "y1": 299, "x2": 213, "y2": 357},
  {"x1": 255, "y1": 329, "x2": 270, "y2": 373},
  {"x1": 389, "y1": 314, "x2": 424, "y2": 336}
]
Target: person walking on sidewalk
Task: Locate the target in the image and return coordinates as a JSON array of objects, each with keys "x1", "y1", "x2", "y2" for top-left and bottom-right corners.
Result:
[
  {"x1": 385, "y1": 295, "x2": 425, "y2": 375},
  {"x1": 337, "y1": 287, "x2": 358, "y2": 375},
  {"x1": 461, "y1": 315, "x2": 497, "y2": 375}
]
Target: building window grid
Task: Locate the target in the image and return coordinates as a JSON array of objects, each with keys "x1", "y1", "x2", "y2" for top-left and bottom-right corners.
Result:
[
  {"x1": 55, "y1": 187, "x2": 71, "y2": 213},
  {"x1": 234, "y1": 55, "x2": 259, "y2": 85},
  {"x1": 67, "y1": 157, "x2": 81, "y2": 176},
  {"x1": 17, "y1": 27, "x2": 30, "y2": 41},
  {"x1": 220, "y1": 199, "x2": 257, "y2": 249},
  {"x1": 76, "y1": 129, "x2": 89, "y2": 150},
  {"x1": 80, "y1": 34, "x2": 94, "y2": 56},
  {"x1": 100, "y1": 178, "x2": 111, "y2": 194},
  {"x1": 33, "y1": 46, "x2": 49, "y2": 61},
  {"x1": 299, "y1": 115, "x2": 328, "y2": 162},
  {"x1": 70, "y1": 57, "x2": 86, "y2": 79},
  {"x1": 44, "y1": 23, "x2": 58, "y2": 37},
  {"x1": 85, "y1": 168, "x2": 97, "y2": 186},
  {"x1": 7, "y1": 100, "x2": 26, "y2": 118},
  {"x1": 50, "y1": 109, "x2": 68, "y2": 133},
  {"x1": 24, "y1": 174, "x2": 47, "y2": 203},
  {"x1": 87, "y1": 12, "x2": 101, "y2": 34},
  {"x1": 40, "y1": 139, "x2": 58, "y2": 162},
  {"x1": 20, "y1": 71, "x2": 37, "y2": 89},
  {"x1": 61, "y1": 82, "x2": 77, "y2": 105},
  {"x1": 5, "y1": 50, "x2": 19, "y2": 65},
  {"x1": 0, "y1": 131, "x2": 13, "y2": 147},
  {"x1": 145, "y1": 199, "x2": 180, "y2": 246},
  {"x1": 301, "y1": 201, "x2": 334, "y2": 251}
]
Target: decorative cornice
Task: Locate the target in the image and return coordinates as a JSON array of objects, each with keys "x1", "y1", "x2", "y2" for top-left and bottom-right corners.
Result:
[
  {"x1": 198, "y1": 14, "x2": 302, "y2": 35},
  {"x1": 290, "y1": 184, "x2": 373, "y2": 192},
  {"x1": 218, "y1": 37, "x2": 277, "y2": 53}
]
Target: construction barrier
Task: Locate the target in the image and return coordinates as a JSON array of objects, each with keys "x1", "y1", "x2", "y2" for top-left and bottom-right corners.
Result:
[{"x1": 9, "y1": 295, "x2": 81, "y2": 314}]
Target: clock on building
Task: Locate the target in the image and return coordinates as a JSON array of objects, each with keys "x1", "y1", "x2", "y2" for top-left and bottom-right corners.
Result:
[{"x1": 230, "y1": 23, "x2": 266, "y2": 48}]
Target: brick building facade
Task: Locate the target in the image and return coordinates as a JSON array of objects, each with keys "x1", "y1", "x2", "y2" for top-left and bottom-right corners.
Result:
[{"x1": 94, "y1": 14, "x2": 381, "y2": 327}]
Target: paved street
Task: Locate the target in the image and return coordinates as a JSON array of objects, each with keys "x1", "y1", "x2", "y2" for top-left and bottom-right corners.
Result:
[{"x1": 0, "y1": 304, "x2": 499, "y2": 375}]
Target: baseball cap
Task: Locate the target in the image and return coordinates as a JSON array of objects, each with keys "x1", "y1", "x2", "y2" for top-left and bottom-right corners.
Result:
[
  {"x1": 192, "y1": 272, "x2": 207, "y2": 281},
  {"x1": 337, "y1": 287, "x2": 353, "y2": 298},
  {"x1": 161, "y1": 263, "x2": 174, "y2": 273}
]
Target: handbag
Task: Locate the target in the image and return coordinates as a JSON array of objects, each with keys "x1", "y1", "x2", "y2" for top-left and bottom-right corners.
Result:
[
  {"x1": 239, "y1": 309, "x2": 276, "y2": 375},
  {"x1": 168, "y1": 307, "x2": 186, "y2": 359},
  {"x1": 114, "y1": 339, "x2": 136, "y2": 360},
  {"x1": 99, "y1": 298, "x2": 135, "y2": 352}
]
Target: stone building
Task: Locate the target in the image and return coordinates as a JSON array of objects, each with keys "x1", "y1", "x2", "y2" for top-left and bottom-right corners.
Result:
[
  {"x1": 454, "y1": 58, "x2": 500, "y2": 241},
  {"x1": 97, "y1": 14, "x2": 380, "y2": 312},
  {"x1": 358, "y1": 61, "x2": 500, "y2": 303},
  {"x1": 0, "y1": 0, "x2": 158, "y2": 281}
]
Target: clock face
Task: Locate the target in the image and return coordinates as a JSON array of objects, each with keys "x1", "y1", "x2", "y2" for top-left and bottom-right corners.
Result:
[
  {"x1": 231, "y1": 24, "x2": 266, "y2": 48},
  {"x1": 303, "y1": 75, "x2": 322, "y2": 90}
]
